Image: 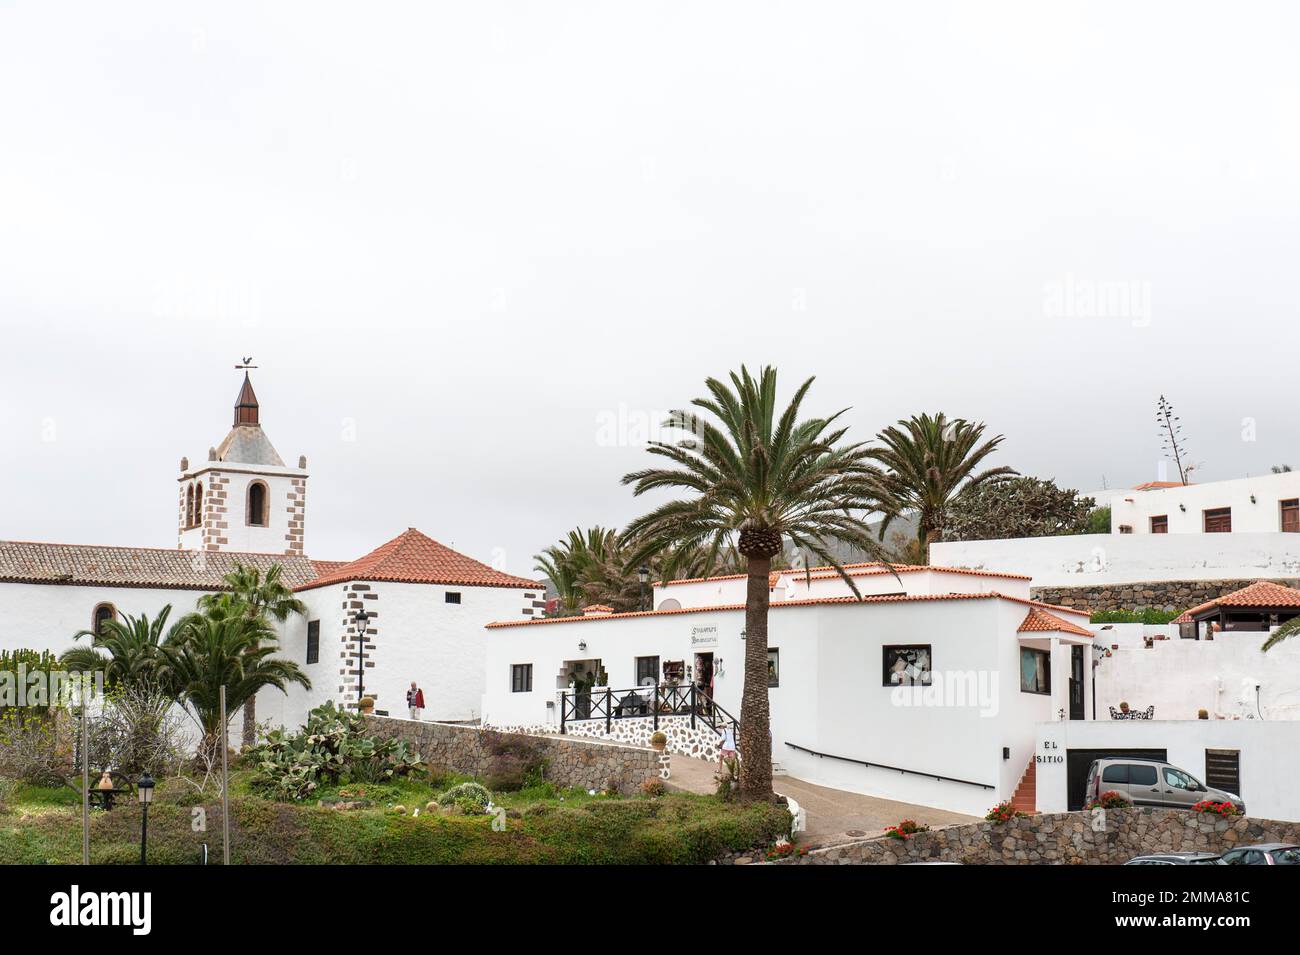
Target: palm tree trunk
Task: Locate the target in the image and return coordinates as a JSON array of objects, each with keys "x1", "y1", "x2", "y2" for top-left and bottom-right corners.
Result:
[
  {"x1": 241, "y1": 694, "x2": 256, "y2": 749},
  {"x1": 738, "y1": 555, "x2": 774, "y2": 801}
]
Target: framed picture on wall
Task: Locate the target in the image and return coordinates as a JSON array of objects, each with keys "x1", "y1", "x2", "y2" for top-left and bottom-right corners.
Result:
[{"x1": 882, "y1": 644, "x2": 932, "y2": 686}]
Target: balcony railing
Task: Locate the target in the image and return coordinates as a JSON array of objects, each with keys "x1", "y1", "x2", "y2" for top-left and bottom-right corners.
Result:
[{"x1": 560, "y1": 683, "x2": 738, "y2": 740}]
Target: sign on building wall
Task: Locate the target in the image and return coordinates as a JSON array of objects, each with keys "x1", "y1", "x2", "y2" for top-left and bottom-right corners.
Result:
[{"x1": 690, "y1": 625, "x2": 718, "y2": 649}]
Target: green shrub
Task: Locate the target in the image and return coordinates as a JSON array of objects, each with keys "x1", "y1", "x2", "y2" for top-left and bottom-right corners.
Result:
[
  {"x1": 437, "y1": 781, "x2": 491, "y2": 814},
  {"x1": 479, "y1": 730, "x2": 548, "y2": 792},
  {"x1": 248, "y1": 702, "x2": 421, "y2": 801},
  {"x1": 1090, "y1": 608, "x2": 1179, "y2": 625}
]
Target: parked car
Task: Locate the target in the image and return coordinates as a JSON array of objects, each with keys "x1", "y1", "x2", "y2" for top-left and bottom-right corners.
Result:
[
  {"x1": 1084, "y1": 757, "x2": 1245, "y2": 814},
  {"x1": 1218, "y1": 844, "x2": 1300, "y2": 865},
  {"x1": 1124, "y1": 852, "x2": 1224, "y2": 865}
]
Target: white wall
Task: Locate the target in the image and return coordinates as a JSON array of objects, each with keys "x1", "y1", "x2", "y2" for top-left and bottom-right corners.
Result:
[
  {"x1": 1104, "y1": 472, "x2": 1300, "y2": 535},
  {"x1": 1035, "y1": 719, "x2": 1300, "y2": 821},
  {"x1": 1093, "y1": 630, "x2": 1300, "y2": 721},
  {"x1": 931, "y1": 533, "x2": 1300, "y2": 588},
  {"x1": 0, "y1": 581, "x2": 207, "y2": 657}
]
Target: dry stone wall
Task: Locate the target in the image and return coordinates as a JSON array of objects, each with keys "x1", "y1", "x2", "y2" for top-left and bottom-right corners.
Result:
[
  {"x1": 365, "y1": 716, "x2": 660, "y2": 795},
  {"x1": 1032, "y1": 578, "x2": 1300, "y2": 616},
  {"x1": 778, "y1": 808, "x2": 1300, "y2": 865}
]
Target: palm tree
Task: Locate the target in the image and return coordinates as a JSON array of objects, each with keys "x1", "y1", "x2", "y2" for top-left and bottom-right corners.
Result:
[
  {"x1": 62, "y1": 607, "x2": 181, "y2": 693},
  {"x1": 621, "y1": 366, "x2": 894, "y2": 800},
  {"x1": 868, "y1": 412, "x2": 1015, "y2": 562},
  {"x1": 200, "y1": 563, "x2": 306, "y2": 747},
  {"x1": 1262, "y1": 617, "x2": 1300, "y2": 652},
  {"x1": 161, "y1": 613, "x2": 310, "y2": 761}
]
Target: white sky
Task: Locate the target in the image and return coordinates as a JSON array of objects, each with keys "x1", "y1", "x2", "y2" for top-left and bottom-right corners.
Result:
[{"x1": 2, "y1": 2, "x2": 1299, "y2": 577}]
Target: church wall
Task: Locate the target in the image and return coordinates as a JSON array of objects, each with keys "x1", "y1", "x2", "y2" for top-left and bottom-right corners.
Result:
[{"x1": 0, "y1": 581, "x2": 207, "y2": 658}]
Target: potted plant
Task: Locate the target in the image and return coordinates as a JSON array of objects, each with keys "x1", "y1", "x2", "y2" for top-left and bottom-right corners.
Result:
[
  {"x1": 1197, "y1": 708, "x2": 1209, "y2": 720},
  {"x1": 1118, "y1": 701, "x2": 1130, "y2": 716},
  {"x1": 358, "y1": 696, "x2": 376, "y2": 715},
  {"x1": 649, "y1": 730, "x2": 668, "y2": 751}
]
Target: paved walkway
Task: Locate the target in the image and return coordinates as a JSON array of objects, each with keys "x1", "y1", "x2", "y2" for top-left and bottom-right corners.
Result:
[{"x1": 665, "y1": 756, "x2": 978, "y2": 848}]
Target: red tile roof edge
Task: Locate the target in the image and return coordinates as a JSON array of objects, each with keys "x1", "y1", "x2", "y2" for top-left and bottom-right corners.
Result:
[
  {"x1": 486, "y1": 591, "x2": 1088, "y2": 629},
  {"x1": 660, "y1": 562, "x2": 1031, "y2": 586},
  {"x1": 1017, "y1": 607, "x2": 1094, "y2": 638}
]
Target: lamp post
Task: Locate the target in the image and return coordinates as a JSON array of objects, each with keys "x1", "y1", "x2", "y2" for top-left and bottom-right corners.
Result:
[
  {"x1": 353, "y1": 607, "x2": 371, "y2": 707},
  {"x1": 137, "y1": 772, "x2": 155, "y2": 865},
  {"x1": 638, "y1": 565, "x2": 650, "y2": 611}
]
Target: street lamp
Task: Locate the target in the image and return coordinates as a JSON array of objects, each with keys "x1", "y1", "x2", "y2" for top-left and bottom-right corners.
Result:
[
  {"x1": 638, "y1": 565, "x2": 650, "y2": 611},
  {"x1": 137, "y1": 772, "x2": 155, "y2": 865},
  {"x1": 353, "y1": 607, "x2": 371, "y2": 706}
]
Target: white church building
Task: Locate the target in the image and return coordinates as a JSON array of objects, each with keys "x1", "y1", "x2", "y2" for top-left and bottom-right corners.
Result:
[{"x1": 0, "y1": 374, "x2": 543, "y2": 726}]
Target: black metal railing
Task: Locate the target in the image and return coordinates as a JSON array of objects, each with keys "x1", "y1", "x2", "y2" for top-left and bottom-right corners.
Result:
[
  {"x1": 784, "y1": 741, "x2": 994, "y2": 790},
  {"x1": 560, "y1": 683, "x2": 739, "y2": 740}
]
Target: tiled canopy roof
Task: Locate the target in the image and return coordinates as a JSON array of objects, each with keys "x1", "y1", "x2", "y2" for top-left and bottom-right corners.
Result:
[
  {"x1": 1017, "y1": 606, "x2": 1094, "y2": 638},
  {"x1": 298, "y1": 528, "x2": 542, "y2": 592},
  {"x1": 661, "y1": 561, "x2": 1031, "y2": 587},
  {"x1": 1181, "y1": 580, "x2": 1300, "y2": 620},
  {"x1": 0, "y1": 540, "x2": 319, "y2": 591}
]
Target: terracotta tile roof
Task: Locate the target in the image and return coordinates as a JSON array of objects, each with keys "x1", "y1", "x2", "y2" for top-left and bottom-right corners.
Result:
[
  {"x1": 1132, "y1": 481, "x2": 1189, "y2": 491},
  {"x1": 1181, "y1": 580, "x2": 1300, "y2": 620},
  {"x1": 310, "y1": 559, "x2": 350, "y2": 578},
  {"x1": 298, "y1": 528, "x2": 542, "y2": 592},
  {"x1": 0, "y1": 539, "x2": 319, "y2": 591},
  {"x1": 1017, "y1": 607, "x2": 1094, "y2": 638},
  {"x1": 486, "y1": 591, "x2": 1088, "y2": 629},
  {"x1": 662, "y1": 561, "x2": 1031, "y2": 587}
]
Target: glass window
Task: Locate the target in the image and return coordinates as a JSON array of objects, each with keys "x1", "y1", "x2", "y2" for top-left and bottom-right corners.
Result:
[
  {"x1": 1163, "y1": 767, "x2": 1195, "y2": 790},
  {"x1": 883, "y1": 645, "x2": 932, "y2": 686},
  {"x1": 510, "y1": 664, "x2": 533, "y2": 693},
  {"x1": 1129, "y1": 764, "x2": 1158, "y2": 786},
  {"x1": 1019, "y1": 647, "x2": 1050, "y2": 695},
  {"x1": 306, "y1": 620, "x2": 320, "y2": 664},
  {"x1": 1101, "y1": 765, "x2": 1130, "y2": 784},
  {"x1": 1283, "y1": 499, "x2": 1299, "y2": 533},
  {"x1": 767, "y1": 648, "x2": 780, "y2": 688},
  {"x1": 635, "y1": 656, "x2": 659, "y2": 686},
  {"x1": 445, "y1": 592, "x2": 461, "y2": 604},
  {"x1": 1204, "y1": 507, "x2": 1232, "y2": 533},
  {"x1": 1272, "y1": 848, "x2": 1300, "y2": 865},
  {"x1": 1150, "y1": 515, "x2": 1168, "y2": 534}
]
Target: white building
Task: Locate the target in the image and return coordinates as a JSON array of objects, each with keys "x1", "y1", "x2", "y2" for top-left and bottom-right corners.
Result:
[
  {"x1": 931, "y1": 473, "x2": 1300, "y2": 590},
  {"x1": 1105, "y1": 473, "x2": 1300, "y2": 536},
  {"x1": 0, "y1": 374, "x2": 543, "y2": 727},
  {"x1": 482, "y1": 563, "x2": 1095, "y2": 817}
]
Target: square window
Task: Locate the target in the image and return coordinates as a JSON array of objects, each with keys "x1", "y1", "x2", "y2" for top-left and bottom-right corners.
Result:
[
  {"x1": 511, "y1": 663, "x2": 533, "y2": 693},
  {"x1": 767, "y1": 648, "x2": 780, "y2": 688},
  {"x1": 445, "y1": 592, "x2": 462, "y2": 604},
  {"x1": 1019, "y1": 647, "x2": 1051, "y2": 695},
  {"x1": 1282, "y1": 499, "x2": 1299, "y2": 533},
  {"x1": 1203, "y1": 507, "x2": 1232, "y2": 533},
  {"x1": 882, "y1": 645, "x2": 931, "y2": 686},
  {"x1": 1150, "y1": 515, "x2": 1168, "y2": 534},
  {"x1": 306, "y1": 620, "x2": 320, "y2": 665},
  {"x1": 635, "y1": 656, "x2": 660, "y2": 686}
]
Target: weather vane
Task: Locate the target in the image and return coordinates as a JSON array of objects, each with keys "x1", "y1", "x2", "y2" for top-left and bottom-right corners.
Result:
[{"x1": 235, "y1": 357, "x2": 257, "y2": 370}]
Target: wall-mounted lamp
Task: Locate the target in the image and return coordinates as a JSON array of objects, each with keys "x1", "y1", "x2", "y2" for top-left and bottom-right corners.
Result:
[
  {"x1": 578, "y1": 639, "x2": 587, "y2": 653},
  {"x1": 1002, "y1": 747, "x2": 1010, "y2": 760},
  {"x1": 739, "y1": 629, "x2": 747, "y2": 642},
  {"x1": 1179, "y1": 504, "x2": 1186, "y2": 512},
  {"x1": 1250, "y1": 494, "x2": 1257, "y2": 504}
]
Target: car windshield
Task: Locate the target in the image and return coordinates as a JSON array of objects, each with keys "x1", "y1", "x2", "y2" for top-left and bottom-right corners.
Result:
[{"x1": 1188, "y1": 857, "x2": 1221, "y2": 864}]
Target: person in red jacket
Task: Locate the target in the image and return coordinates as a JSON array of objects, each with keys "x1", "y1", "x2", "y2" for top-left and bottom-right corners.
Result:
[{"x1": 406, "y1": 682, "x2": 425, "y2": 721}]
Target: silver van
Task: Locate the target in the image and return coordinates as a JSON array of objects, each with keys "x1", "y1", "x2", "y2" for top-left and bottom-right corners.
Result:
[{"x1": 1085, "y1": 757, "x2": 1245, "y2": 813}]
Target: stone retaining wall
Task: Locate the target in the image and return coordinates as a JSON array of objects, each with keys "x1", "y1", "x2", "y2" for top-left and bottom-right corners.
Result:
[
  {"x1": 1032, "y1": 578, "x2": 1300, "y2": 616},
  {"x1": 364, "y1": 716, "x2": 661, "y2": 795},
  {"x1": 780, "y1": 808, "x2": 1300, "y2": 865}
]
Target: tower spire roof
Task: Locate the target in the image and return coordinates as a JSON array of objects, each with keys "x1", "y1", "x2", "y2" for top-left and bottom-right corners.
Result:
[{"x1": 234, "y1": 372, "x2": 260, "y2": 426}]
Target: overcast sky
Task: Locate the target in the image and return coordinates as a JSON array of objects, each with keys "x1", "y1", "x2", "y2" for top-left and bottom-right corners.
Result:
[{"x1": 3, "y1": 2, "x2": 1299, "y2": 577}]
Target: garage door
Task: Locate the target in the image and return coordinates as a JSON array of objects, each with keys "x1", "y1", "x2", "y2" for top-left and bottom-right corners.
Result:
[{"x1": 1066, "y1": 748, "x2": 1167, "y2": 811}]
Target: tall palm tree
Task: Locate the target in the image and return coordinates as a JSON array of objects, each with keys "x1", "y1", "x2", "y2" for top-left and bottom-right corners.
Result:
[
  {"x1": 868, "y1": 412, "x2": 1015, "y2": 562},
  {"x1": 200, "y1": 563, "x2": 306, "y2": 747},
  {"x1": 62, "y1": 606, "x2": 181, "y2": 693},
  {"x1": 161, "y1": 613, "x2": 310, "y2": 760},
  {"x1": 621, "y1": 366, "x2": 893, "y2": 801}
]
